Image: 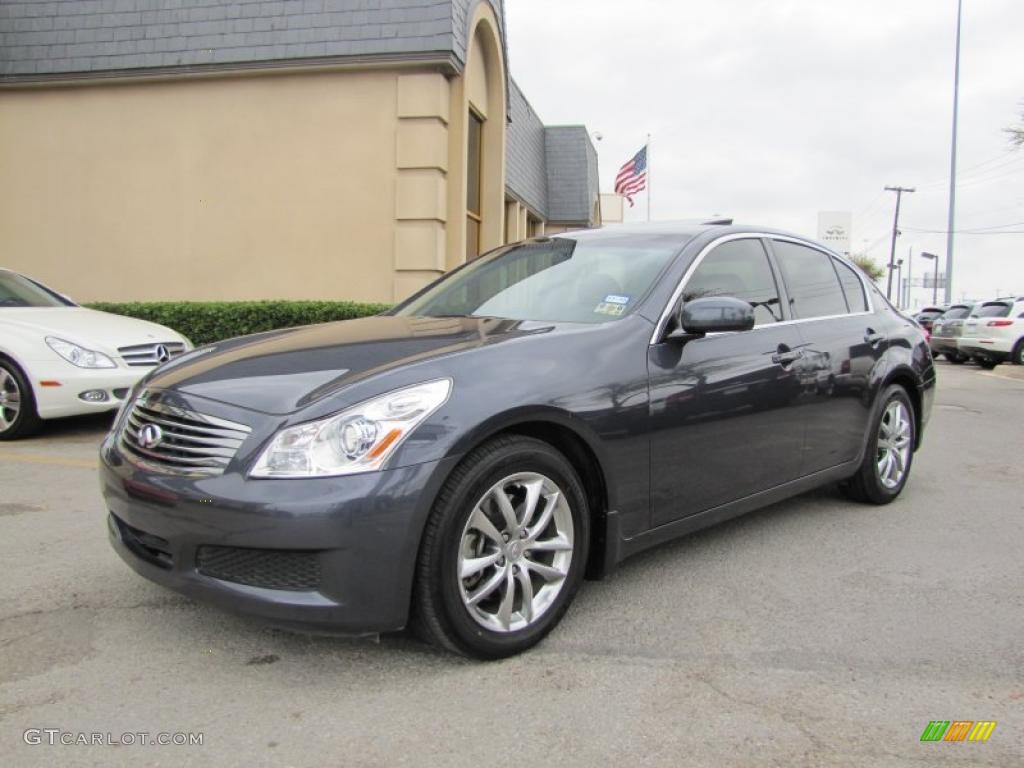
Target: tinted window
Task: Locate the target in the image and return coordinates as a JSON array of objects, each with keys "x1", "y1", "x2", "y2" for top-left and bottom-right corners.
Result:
[
  {"x1": 682, "y1": 239, "x2": 783, "y2": 324},
  {"x1": 976, "y1": 302, "x2": 1010, "y2": 318},
  {"x1": 942, "y1": 305, "x2": 971, "y2": 320},
  {"x1": 395, "y1": 235, "x2": 679, "y2": 324},
  {"x1": 833, "y1": 258, "x2": 868, "y2": 312},
  {"x1": 772, "y1": 241, "x2": 848, "y2": 319}
]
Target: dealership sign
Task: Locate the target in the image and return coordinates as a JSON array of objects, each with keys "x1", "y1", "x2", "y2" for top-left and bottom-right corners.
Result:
[{"x1": 817, "y1": 211, "x2": 852, "y2": 255}]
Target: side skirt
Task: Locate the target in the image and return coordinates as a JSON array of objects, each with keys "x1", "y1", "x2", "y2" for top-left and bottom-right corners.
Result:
[{"x1": 599, "y1": 459, "x2": 861, "y2": 574}]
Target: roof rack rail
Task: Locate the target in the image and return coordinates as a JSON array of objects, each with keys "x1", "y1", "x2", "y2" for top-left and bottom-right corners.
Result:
[{"x1": 702, "y1": 218, "x2": 733, "y2": 226}]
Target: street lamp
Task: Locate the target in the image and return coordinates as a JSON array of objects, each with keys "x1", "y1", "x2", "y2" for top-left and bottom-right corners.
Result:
[
  {"x1": 921, "y1": 252, "x2": 939, "y2": 306},
  {"x1": 895, "y1": 259, "x2": 905, "y2": 308}
]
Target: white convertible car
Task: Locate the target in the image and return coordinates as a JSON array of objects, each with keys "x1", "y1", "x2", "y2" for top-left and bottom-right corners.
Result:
[{"x1": 0, "y1": 268, "x2": 192, "y2": 439}]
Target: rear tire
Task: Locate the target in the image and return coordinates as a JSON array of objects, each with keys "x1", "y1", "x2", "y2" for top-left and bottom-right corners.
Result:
[
  {"x1": 842, "y1": 384, "x2": 915, "y2": 505},
  {"x1": 977, "y1": 359, "x2": 998, "y2": 370},
  {"x1": 0, "y1": 358, "x2": 42, "y2": 441},
  {"x1": 412, "y1": 435, "x2": 589, "y2": 659},
  {"x1": 1012, "y1": 340, "x2": 1024, "y2": 366},
  {"x1": 945, "y1": 352, "x2": 966, "y2": 364}
]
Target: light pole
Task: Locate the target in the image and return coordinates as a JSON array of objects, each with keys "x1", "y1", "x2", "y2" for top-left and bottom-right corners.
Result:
[
  {"x1": 906, "y1": 245, "x2": 914, "y2": 310},
  {"x1": 895, "y1": 259, "x2": 905, "y2": 308},
  {"x1": 944, "y1": 0, "x2": 963, "y2": 304},
  {"x1": 922, "y1": 252, "x2": 939, "y2": 306}
]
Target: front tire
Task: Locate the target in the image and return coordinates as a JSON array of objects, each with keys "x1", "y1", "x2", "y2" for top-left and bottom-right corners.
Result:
[
  {"x1": 977, "y1": 358, "x2": 999, "y2": 370},
  {"x1": 412, "y1": 435, "x2": 590, "y2": 659},
  {"x1": 842, "y1": 384, "x2": 915, "y2": 505},
  {"x1": 0, "y1": 358, "x2": 42, "y2": 440}
]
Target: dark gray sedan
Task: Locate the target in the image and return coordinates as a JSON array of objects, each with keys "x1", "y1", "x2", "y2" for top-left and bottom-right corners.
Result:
[{"x1": 100, "y1": 223, "x2": 935, "y2": 658}]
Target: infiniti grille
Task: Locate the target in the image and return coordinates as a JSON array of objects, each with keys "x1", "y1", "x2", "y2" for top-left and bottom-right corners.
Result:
[{"x1": 119, "y1": 395, "x2": 251, "y2": 476}]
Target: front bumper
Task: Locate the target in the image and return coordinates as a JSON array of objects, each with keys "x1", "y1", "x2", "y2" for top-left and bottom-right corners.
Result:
[
  {"x1": 32, "y1": 362, "x2": 144, "y2": 419},
  {"x1": 100, "y1": 438, "x2": 459, "y2": 635}
]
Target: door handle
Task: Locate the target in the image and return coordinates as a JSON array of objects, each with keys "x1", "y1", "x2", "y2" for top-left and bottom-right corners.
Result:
[{"x1": 864, "y1": 329, "x2": 885, "y2": 347}]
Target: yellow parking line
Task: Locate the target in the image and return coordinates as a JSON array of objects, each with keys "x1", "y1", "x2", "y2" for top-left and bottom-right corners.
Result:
[{"x1": 0, "y1": 451, "x2": 98, "y2": 469}]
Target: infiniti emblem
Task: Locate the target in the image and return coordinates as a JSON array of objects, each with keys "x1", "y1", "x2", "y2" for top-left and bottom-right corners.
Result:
[
  {"x1": 137, "y1": 423, "x2": 163, "y2": 449},
  {"x1": 154, "y1": 344, "x2": 171, "y2": 363}
]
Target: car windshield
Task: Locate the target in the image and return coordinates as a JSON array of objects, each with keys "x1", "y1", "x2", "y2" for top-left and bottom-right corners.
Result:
[
  {"x1": 393, "y1": 235, "x2": 681, "y2": 324},
  {"x1": 0, "y1": 271, "x2": 73, "y2": 308},
  {"x1": 975, "y1": 302, "x2": 1010, "y2": 318},
  {"x1": 941, "y1": 306, "x2": 971, "y2": 319}
]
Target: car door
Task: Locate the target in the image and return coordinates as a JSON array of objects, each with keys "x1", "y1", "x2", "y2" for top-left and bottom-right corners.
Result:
[
  {"x1": 648, "y1": 237, "x2": 805, "y2": 526},
  {"x1": 768, "y1": 239, "x2": 883, "y2": 474}
]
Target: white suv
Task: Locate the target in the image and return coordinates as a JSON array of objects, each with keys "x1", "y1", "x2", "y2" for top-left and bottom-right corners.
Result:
[{"x1": 958, "y1": 296, "x2": 1024, "y2": 368}]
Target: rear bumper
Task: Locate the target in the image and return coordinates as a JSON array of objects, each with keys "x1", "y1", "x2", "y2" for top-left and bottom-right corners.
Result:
[
  {"x1": 929, "y1": 336, "x2": 959, "y2": 356},
  {"x1": 958, "y1": 337, "x2": 1012, "y2": 359},
  {"x1": 100, "y1": 437, "x2": 460, "y2": 635}
]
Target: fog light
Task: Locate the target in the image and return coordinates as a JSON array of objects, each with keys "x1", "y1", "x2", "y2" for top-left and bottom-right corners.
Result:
[{"x1": 78, "y1": 389, "x2": 109, "y2": 403}]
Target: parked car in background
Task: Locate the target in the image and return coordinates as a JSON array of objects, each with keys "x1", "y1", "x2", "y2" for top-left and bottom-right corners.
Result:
[
  {"x1": 100, "y1": 224, "x2": 935, "y2": 658},
  {"x1": 0, "y1": 268, "x2": 192, "y2": 439},
  {"x1": 929, "y1": 302, "x2": 977, "y2": 363},
  {"x1": 958, "y1": 297, "x2": 1024, "y2": 368},
  {"x1": 914, "y1": 306, "x2": 946, "y2": 333}
]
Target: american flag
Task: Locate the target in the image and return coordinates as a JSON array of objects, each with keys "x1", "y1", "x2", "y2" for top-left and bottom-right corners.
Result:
[{"x1": 614, "y1": 145, "x2": 648, "y2": 207}]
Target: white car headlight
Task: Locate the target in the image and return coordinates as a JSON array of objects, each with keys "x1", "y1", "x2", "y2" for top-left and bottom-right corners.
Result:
[
  {"x1": 250, "y1": 379, "x2": 451, "y2": 478},
  {"x1": 45, "y1": 336, "x2": 116, "y2": 369}
]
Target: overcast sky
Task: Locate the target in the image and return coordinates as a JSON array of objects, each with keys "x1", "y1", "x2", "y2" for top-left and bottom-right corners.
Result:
[{"x1": 506, "y1": 0, "x2": 1024, "y2": 307}]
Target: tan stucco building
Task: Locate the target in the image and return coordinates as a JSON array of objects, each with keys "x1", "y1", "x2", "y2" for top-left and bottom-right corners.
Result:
[{"x1": 0, "y1": 0, "x2": 600, "y2": 303}]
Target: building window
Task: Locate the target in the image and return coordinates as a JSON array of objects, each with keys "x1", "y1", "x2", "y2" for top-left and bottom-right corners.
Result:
[{"x1": 466, "y1": 109, "x2": 484, "y2": 261}]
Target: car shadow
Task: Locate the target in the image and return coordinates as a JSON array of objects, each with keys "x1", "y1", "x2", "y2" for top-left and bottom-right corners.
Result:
[{"x1": 20, "y1": 412, "x2": 115, "y2": 443}]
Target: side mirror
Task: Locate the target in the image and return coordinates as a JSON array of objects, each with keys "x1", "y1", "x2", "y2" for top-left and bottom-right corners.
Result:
[{"x1": 677, "y1": 296, "x2": 756, "y2": 336}]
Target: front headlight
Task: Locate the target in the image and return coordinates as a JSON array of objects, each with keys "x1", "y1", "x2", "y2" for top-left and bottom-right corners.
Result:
[
  {"x1": 45, "y1": 336, "x2": 116, "y2": 369},
  {"x1": 250, "y1": 379, "x2": 451, "y2": 478}
]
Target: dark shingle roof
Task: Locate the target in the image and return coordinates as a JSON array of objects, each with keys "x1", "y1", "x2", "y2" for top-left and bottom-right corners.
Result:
[
  {"x1": 544, "y1": 125, "x2": 599, "y2": 225},
  {"x1": 505, "y1": 79, "x2": 547, "y2": 217},
  {"x1": 0, "y1": 0, "x2": 506, "y2": 78}
]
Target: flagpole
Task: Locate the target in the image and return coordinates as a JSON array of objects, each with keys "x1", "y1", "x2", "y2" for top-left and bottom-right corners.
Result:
[{"x1": 646, "y1": 133, "x2": 652, "y2": 223}]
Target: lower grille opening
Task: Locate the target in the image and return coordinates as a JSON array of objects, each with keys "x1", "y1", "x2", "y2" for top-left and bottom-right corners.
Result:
[
  {"x1": 196, "y1": 546, "x2": 321, "y2": 591},
  {"x1": 111, "y1": 513, "x2": 173, "y2": 569}
]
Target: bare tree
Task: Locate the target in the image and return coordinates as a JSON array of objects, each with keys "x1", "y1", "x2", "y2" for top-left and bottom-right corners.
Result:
[{"x1": 1007, "y1": 104, "x2": 1024, "y2": 147}]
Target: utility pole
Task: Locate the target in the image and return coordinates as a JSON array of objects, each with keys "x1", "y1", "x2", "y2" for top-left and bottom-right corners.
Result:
[
  {"x1": 885, "y1": 186, "x2": 915, "y2": 300},
  {"x1": 944, "y1": 0, "x2": 963, "y2": 304}
]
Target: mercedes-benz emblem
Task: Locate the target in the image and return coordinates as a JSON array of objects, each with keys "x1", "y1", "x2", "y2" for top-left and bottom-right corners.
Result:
[
  {"x1": 137, "y1": 423, "x2": 163, "y2": 449},
  {"x1": 154, "y1": 344, "x2": 171, "y2": 363}
]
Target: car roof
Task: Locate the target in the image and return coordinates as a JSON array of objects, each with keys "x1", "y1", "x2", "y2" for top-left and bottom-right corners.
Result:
[{"x1": 561, "y1": 222, "x2": 837, "y2": 250}]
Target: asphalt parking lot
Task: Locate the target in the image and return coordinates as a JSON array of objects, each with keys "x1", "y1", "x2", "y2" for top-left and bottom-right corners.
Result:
[{"x1": 1, "y1": 361, "x2": 1022, "y2": 767}]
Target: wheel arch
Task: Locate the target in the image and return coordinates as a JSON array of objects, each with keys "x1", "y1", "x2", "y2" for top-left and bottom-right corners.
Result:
[
  {"x1": 443, "y1": 408, "x2": 615, "y2": 579},
  {"x1": 880, "y1": 366, "x2": 923, "y2": 450}
]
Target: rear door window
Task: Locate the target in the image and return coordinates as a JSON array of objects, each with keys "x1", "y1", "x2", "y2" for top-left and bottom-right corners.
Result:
[
  {"x1": 832, "y1": 258, "x2": 868, "y2": 312},
  {"x1": 771, "y1": 241, "x2": 849, "y2": 319}
]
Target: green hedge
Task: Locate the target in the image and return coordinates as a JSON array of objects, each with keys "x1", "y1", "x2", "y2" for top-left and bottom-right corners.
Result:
[{"x1": 85, "y1": 300, "x2": 392, "y2": 346}]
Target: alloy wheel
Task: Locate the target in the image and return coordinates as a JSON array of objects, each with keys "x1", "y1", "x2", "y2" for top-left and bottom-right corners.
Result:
[
  {"x1": 457, "y1": 472, "x2": 574, "y2": 633},
  {"x1": 0, "y1": 368, "x2": 22, "y2": 434},
  {"x1": 876, "y1": 400, "x2": 912, "y2": 490}
]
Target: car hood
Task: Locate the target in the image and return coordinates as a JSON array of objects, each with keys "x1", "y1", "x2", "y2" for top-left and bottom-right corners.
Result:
[
  {"x1": 145, "y1": 315, "x2": 565, "y2": 415},
  {"x1": 0, "y1": 307, "x2": 185, "y2": 348}
]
